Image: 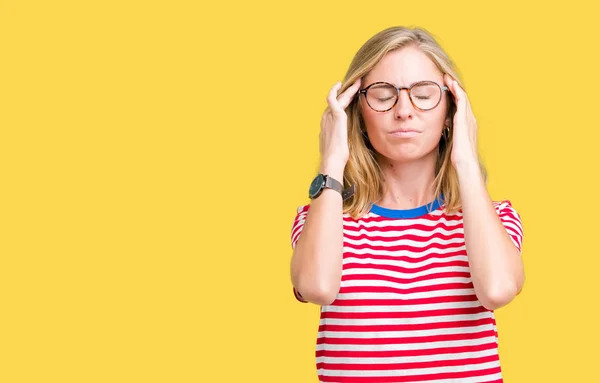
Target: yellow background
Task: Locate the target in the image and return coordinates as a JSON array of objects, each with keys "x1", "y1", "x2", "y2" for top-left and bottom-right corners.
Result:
[{"x1": 1, "y1": 1, "x2": 598, "y2": 382}]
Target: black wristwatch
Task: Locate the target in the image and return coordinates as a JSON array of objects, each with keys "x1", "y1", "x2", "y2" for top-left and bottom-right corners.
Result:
[{"x1": 308, "y1": 174, "x2": 355, "y2": 201}]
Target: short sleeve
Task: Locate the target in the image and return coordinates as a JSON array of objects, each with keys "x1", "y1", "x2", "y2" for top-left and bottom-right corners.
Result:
[
  {"x1": 494, "y1": 200, "x2": 524, "y2": 254},
  {"x1": 291, "y1": 204, "x2": 310, "y2": 250},
  {"x1": 290, "y1": 204, "x2": 310, "y2": 303}
]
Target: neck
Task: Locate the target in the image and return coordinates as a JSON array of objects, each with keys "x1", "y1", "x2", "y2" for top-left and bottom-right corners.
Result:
[{"x1": 375, "y1": 151, "x2": 438, "y2": 210}]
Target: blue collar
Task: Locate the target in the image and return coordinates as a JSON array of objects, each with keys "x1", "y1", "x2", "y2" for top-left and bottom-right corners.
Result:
[{"x1": 369, "y1": 196, "x2": 443, "y2": 219}]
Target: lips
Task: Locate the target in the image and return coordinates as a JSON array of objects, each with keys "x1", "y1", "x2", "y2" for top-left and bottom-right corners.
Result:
[
  {"x1": 389, "y1": 129, "x2": 422, "y2": 138},
  {"x1": 389, "y1": 129, "x2": 421, "y2": 134}
]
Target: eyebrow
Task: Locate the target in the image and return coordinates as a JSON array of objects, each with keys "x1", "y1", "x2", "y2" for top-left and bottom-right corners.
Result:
[{"x1": 365, "y1": 79, "x2": 443, "y2": 88}]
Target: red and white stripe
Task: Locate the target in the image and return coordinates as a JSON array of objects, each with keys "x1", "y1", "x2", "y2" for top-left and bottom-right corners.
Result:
[{"x1": 290, "y1": 200, "x2": 523, "y2": 383}]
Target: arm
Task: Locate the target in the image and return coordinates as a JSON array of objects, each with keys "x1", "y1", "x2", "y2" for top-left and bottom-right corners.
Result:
[
  {"x1": 457, "y1": 162, "x2": 525, "y2": 311},
  {"x1": 290, "y1": 164, "x2": 345, "y2": 306},
  {"x1": 443, "y1": 74, "x2": 525, "y2": 311},
  {"x1": 289, "y1": 79, "x2": 362, "y2": 306}
]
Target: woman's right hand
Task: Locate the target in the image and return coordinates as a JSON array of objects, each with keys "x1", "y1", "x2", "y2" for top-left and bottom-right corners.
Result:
[{"x1": 319, "y1": 79, "x2": 362, "y2": 174}]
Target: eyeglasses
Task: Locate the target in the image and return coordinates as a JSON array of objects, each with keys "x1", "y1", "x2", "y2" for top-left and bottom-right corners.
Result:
[{"x1": 358, "y1": 81, "x2": 448, "y2": 112}]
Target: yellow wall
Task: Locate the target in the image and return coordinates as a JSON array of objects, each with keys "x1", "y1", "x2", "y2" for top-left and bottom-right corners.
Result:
[{"x1": 2, "y1": 1, "x2": 598, "y2": 382}]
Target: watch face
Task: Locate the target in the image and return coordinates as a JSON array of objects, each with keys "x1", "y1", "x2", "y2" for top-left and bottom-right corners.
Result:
[{"x1": 308, "y1": 174, "x2": 325, "y2": 198}]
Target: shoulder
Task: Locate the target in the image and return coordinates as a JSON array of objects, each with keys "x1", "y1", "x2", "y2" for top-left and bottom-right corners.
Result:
[
  {"x1": 492, "y1": 199, "x2": 524, "y2": 249},
  {"x1": 492, "y1": 199, "x2": 522, "y2": 219},
  {"x1": 492, "y1": 199, "x2": 516, "y2": 210},
  {"x1": 292, "y1": 203, "x2": 359, "y2": 220},
  {"x1": 445, "y1": 199, "x2": 523, "y2": 227},
  {"x1": 292, "y1": 204, "x2": 311, "y2": 223},
  {"x1": 290, "y1": 203, "x2": 311, "y2": 229},
  {"x1": 290, "y1": 204, "x2": 310, "y2": 249},
  {"x1": 491, "y1": 199, "x2": 523, "y2": 225}
]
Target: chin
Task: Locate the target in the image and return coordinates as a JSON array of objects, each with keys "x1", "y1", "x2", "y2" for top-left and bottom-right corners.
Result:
[
  {"x1": 374, "y1": 141, "x2": 439, "y2": 163},
  {"x1": 385, "y1": 152, "x2": 427, "y2": 163}
]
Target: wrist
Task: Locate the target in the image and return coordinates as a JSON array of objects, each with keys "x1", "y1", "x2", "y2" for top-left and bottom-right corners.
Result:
[
  {"x1": 319, "y1": 161, "x2": 346, "y2": 180},
  {"x1": 455, "y1": 159, "x2": 484, "y2": 184}
]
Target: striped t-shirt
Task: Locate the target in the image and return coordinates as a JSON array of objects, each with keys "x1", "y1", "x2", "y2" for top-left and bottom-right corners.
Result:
[{"x1": 290, "y1": 198, "x2": 523, "y2": 383}]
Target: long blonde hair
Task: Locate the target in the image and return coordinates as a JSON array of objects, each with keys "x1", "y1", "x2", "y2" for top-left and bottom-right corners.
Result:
[{"x1": 337, "y1": 26, "x2": 487, "y2": 218}]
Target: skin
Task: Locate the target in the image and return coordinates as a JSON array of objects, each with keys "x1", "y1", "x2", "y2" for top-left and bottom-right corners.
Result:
[
  {"x1": 291, "y1": 45, "x2": 524, "y2": 309},
  {"x1": 359, "y1": 46, "x2": 451, "y2": 209}
]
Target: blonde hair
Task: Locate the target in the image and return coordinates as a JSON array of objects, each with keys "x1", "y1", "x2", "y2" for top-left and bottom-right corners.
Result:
[{"x1": 337, "y1": 26, "x2": 487, "y2": 218}]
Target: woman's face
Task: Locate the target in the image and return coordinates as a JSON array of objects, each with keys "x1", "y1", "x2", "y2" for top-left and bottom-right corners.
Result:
[{"x1": 359, "y1": 46, "x2": 450, "y2": 163}]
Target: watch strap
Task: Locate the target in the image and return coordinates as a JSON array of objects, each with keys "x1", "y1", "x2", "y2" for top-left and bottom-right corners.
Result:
[
  {"x1": 324, "y1": 175, "x2": 355, "y2": 201},
  {"x1": 324, "y1": 175, "x2": 343, "y2": 194},
  {"x1": 341, "y1": 184, "x2": 356, "y2": 201}
]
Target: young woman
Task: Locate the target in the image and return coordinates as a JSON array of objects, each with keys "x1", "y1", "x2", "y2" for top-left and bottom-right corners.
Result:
[{"x1": 290, "y1": 26, "x2": 525, "y2": 383}]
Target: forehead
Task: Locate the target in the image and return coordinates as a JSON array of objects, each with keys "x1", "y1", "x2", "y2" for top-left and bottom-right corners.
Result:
[{"x1": 364, "y1": 46, "x2": 443, "y2": 86}]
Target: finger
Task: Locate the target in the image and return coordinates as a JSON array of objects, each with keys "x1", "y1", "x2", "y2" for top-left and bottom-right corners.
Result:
[
  {"x1": 442, "y1": 74, "x2": 459, "y2": 107},
  {"x1": 449, "y1": 79, "x2": 476, "y2": 120},
  {"x1": 443, "y1": 73, "x2": 455, "y2": 88},
  {"x1": 448, "y1": 81, "x2": 470, "y2": 123},
  {"x1": 337, "y1": 78, "x2": 362, "y2": 109},
  {"x1": 442, "y1": 74, "x2": 462, "y2": 101},
  {"x1": 452, "y1": 79, "x2": 471, "y2": 110},
  {"x1": 327, "y1": 81, "x2": 344, "y2": 113}
]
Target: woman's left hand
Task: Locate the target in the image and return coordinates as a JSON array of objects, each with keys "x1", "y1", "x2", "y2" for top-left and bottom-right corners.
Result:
[{"x1": 443, "y1": 74, "x2": 479, "y2": 168}]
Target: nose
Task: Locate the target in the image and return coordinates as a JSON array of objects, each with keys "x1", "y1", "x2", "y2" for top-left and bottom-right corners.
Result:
[{"x1": 394, "y1": 88, "x2": 414, "y2": 120}]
